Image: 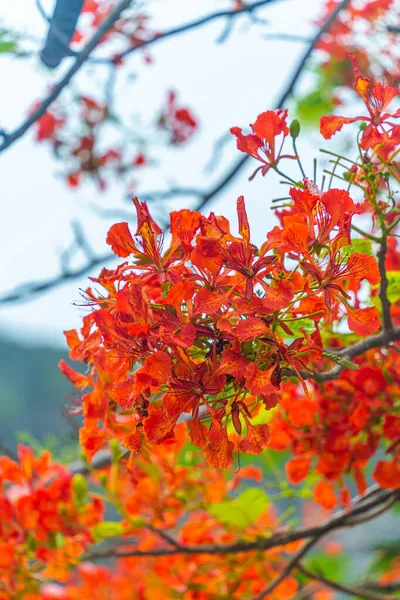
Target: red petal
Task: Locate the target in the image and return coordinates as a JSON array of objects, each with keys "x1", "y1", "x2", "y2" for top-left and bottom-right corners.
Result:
[
  {"x1": 347, "y1": 306, "x2": 380, "y2": 336},
  {"x1": 106, "y1": 222, "x2": 136, "y2": 257}
]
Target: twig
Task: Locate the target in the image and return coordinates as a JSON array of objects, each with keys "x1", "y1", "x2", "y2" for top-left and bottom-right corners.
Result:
[
  {"x1": 0, "y1": 0, "x2": 349, "y2": 304},
  {"x1": 82, "y1": 486, "x2": 397, "y2": 561},
  {"x1": 119, "y1": 0, "x2": 283, "y2": 60},
  {"x1": 252, "y1": 537, "x2": 321, "y2": 600},
  {"x1": 309, "y1": 326, "x2": 400, "y2": 383},
  {"x1": 0, "y1": 0, "x2": 133, "y2": 154},
  {"x1": 378, "y1": 238, "x2": 394, "y2": 331},
  {"x1": 363, "y1": 580, "x2": 400, "y2": 594},
  {"x1": 297, "y1": 564, "x2": 391, "y2": 600}
]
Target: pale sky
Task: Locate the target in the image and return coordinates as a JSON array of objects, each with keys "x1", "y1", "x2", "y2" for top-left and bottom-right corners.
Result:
[{"x1": 0, "y1": 0, "x2": 326, "y2": 348}]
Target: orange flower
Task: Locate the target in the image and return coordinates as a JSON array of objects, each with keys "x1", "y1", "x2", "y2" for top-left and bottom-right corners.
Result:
[
  {"x1": 313, "y1": 480, "x2": 337, "y2": 510},
  {"x1": 230, "y1": 109, "x2": 295, "y2": 179}
]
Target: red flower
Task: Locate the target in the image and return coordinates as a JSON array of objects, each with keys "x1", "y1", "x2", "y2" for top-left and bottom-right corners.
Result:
[
  {"x1": 320, "y1": 56, "x2": 400, "y2": 151},
  {"x1": 230, "y1": 109, "x2": 295, "y2": 179}
]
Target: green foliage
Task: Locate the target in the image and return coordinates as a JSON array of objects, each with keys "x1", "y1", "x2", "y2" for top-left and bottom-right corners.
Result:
[
  {"x1": 296, "y1": 89, "x2": 335, "y2": 127},
  {"x1": 0, "y1": 26, "x2": 27, "y2": 56},
  {"x1": 93, "y1": 521, "x2": 124, "y2": 542},
  {"x1": 323, "y1": 351, "x2": 359, "y2": 370},
  {"x1": 369, "y1": 539, "x2": 400, "y2": 574},
  {"x1": 208, "y1": 488, "x2": 269, "y2": 529},
  {"x1": 386, "y1": 271, "x2": 400, "y2": 304},
  {"x1": 343, "y1": 238, "x2": 374, "y2": 257},
  {"x1": 0, "y1": 336, "x2": 73, "y2": 450},
  {"x1": 306, "y1": 550, "x2": 349, "y2": 581},
  {"x1": 280, "y1": 317, "x2": 316, "y2": 338}
]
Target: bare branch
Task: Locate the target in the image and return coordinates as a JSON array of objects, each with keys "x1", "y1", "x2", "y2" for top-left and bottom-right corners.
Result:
[
  {"x1": 378, "y1": 238, "x2": 394, "y2": 331},
  {"x1": 363, "y1": 580, "x2": 400, "y2": 594},
  {"x1": 310, "y1": 326, "x2": 400, "y2": 383},
  {"x1": 0, "y1": 252, "x2": 114, "y2": 305},
  {"x1": 252, "y1": 537, "x2": 322, "y2": 600},
  {"x1": 297, "y1": 564, "x2": 391, "y2": 600},
  {"x1": 119, "y1": 0, "x2": 284, "y2": 60},
  {"x1": 0, "y1": 0, "x2": 349, "y2": 304},
  {"x1": 82, "y1": 485, "x2": 397, "y2": 561},
  {"x1": 0, "y1": 0, "x2": 134, "y2": 154},
  {"x1": 262, "y1": 33, "x2": 311, "y2": 42}
]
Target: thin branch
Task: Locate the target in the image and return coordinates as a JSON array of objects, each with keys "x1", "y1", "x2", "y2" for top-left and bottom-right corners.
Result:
[
  {"x1": 0, "y1": 0, "x2": 134, "y2": 154},
  {"x1": 378, "y1": 238, "x2": 394, "y2": 331},
  {"x1": 0, "y1": 252, "x2": 114, "y2": 305},
  {"x1": 297, "y1": 564, "x2": 391, "y2": 600},
  {"x1": 363, "y1": 581, "x2": 400, "y2": 594},
  {"x1": 309, "y1": 326, "x2": 400, "y2": 383},
  {"x1": 0, "y1": 0, "x2": 349, "y2": 304},
  {"x1": 82, "y1": 486, "x2": 397, "y2": 561},
  {"x1": 262, "y1": 33, "x2": 311, "y2": 42},
  {"x1": 252, "y1": 537, "x2": 321, "y2": 600},
  {"x1": 69, "y1": 448, "x2": 128, "y2": 476},
  {"x1": 146, "y1": 525, "x2": 183, "y2": 550},
  {"x1": 119, "y1": 0, "x2": 284, "y2": 61}
]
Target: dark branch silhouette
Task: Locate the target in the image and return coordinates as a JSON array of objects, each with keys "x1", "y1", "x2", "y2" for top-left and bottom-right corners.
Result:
[{"x1": 0, "y1": 0, "x2": 133, "y2": 154}]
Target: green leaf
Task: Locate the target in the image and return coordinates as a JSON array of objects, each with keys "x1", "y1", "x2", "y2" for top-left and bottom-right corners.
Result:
[
  {"x1": 306, "y1": 551, "x2": 348, "y2": 580},
  {"x1": 296, "y1": 90, "x2": 335, "y2": 127},
  {"x1": 0, "y1": 40, "x2": 17, "y2": 53},
  {"x1": 343, "y1": 238, "x2": 374, "y2": 257},
  {"x1": 93, "y1": 521, "x2": 124, "y2": 542},
  {"x1": 208, "y1": 487, "x2": 269, "y2": 529},
  {"x1": 323, "y1": 351, "x2": 359, "y2": 370},
  {"x1": 280, "y1": 317, "x2": 315, "y2": 338},
  {"x1": 386, "y1": 271, "x2": 400, "y2": 304}
]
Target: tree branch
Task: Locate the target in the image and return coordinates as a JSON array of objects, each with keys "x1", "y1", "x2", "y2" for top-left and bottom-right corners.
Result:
[
  {"x1": 82, "y1": 485, "x2": 397, "y2": 561},
  {"x1": 0, "y1": 0, "x2": 134, "y2": 154},
  {"x1": 310, "y1": 326, "x2": 400, "y2": 383},
  {"x1": 119, "y1": 0, "x2": 284, "y2": 61},
  {"x1": 252, "y1": 536, "x2": 322, "y2": 600},
  {"x1": 297, "y1": 564, "x2": 391, "y2": 600},
  {"x1": 0, "y1": 0, "x2": 349, "y2": 304},
  {"x1": 378, "y1": 238, "x2": 394, "y2": 331}
]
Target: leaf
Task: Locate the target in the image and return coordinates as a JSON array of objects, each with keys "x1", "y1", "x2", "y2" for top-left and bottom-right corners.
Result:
[
  {"x1": 306, "y1": 551, "x2": 348, "y2": 581},
  {"x1": 342, "y1": 238, "x2": 373, "y2": 257},
  {"x1": 280, "y1": 317, "x2": 315, "y2": 338},
  {"x1": 0, "y1": 40, "x2": 17, "y2": 53},
  {"x1": 208, "y1": 487, "x2": 269, "y2": 529},
  {"x1": 296, "y1": 89, "x2": 335, "y2": 127},
  {"x1": 323, "y1": 351, "x2": 359, "y2": 370},
  {"x1": 386, "y1": 271, "x2": 400, "y2": 304},
  {"x1": 93, "y1": 521, "x2": 124, "y2": 542}
]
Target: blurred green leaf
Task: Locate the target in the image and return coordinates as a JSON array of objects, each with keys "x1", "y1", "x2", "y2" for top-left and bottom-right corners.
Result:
[
  {"x1": 208, "y1": 487, "x2": 269, "y2": 529},
  {"x1": 296, "y1": 90, "x2": 335, "y2": 127},
  {"x1": 386, "y1": 271, "x2": 400, "y2": 304},
  {"x1": 93, "y1": 521, "x2": 124, "y2": 542},
  {"x1": 306, "y1": 551, "x2": 348, "y2": 581},
  {"x1": 343, "y1": 238, "x2": 374, "y2": 257}
]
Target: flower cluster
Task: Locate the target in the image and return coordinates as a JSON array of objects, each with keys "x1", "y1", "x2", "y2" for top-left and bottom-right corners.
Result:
[
  {"x1": 34, "y1": 91, "x2": 197, "y2": 190},
  {"x1": 61, "y1": 179, "x2": 380, "y2": 473},
  {"x1": 0, "y1": 447, "x2": 103, "y2": 597}
]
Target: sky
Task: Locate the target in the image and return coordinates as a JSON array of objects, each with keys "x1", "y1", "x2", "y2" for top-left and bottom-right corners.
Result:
[{"x1": 0, "y1": 0, "x2": 325, "y2": 348}]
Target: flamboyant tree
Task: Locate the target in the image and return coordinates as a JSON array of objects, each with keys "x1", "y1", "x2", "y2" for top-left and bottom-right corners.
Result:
[{"x1": 0, "y1": 0, "x2": 400, "y2": 599}]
